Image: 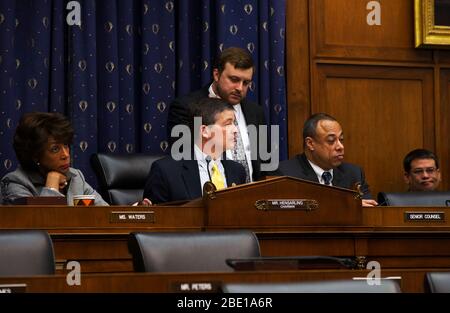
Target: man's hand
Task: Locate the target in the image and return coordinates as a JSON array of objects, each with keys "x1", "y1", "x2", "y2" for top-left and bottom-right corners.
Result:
[{"x1": 362, "y1": 199, "x2": 378, "y2": 207}]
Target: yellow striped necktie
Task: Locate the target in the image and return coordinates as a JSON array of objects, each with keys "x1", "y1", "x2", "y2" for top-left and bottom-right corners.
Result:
[{"x1": 211, "y1": 163, "x2": 225, "y2": 190}]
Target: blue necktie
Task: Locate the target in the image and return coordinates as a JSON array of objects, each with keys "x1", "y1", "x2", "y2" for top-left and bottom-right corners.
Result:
[{"x1": 322, "y1": 171, "x2": 332, "y2": 185}]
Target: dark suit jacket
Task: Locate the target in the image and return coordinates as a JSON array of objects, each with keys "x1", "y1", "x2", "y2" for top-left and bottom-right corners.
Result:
[
  {"x1": 167, "y1": 85, "x2": 267, "y2": 181},
  {"x1": 274, "y1": 153, "x2": 372, "y2": 199},
  {"x1": 143, "y1": 156, "x2": 247, "y2": 204}
]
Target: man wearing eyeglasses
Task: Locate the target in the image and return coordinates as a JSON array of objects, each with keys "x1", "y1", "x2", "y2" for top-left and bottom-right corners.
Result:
[{"x1": 403, "y1": 149, "x2": 441, "y2": 192}]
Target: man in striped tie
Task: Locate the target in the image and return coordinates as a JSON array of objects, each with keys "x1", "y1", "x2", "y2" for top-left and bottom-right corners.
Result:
[{"x1": 167, "y1": 47, "x2": 268, "y2": 182}]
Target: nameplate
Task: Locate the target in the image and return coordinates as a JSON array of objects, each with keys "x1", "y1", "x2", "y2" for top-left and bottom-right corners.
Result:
[
  {"x1": 170, "y1": 281, "x2": 221, "y2": 293},
  {"x1": 404, "y1": 212, "x2": 445, "y2": 222},
  {"x1": 0, "y1": 284, "x2": 27, "y2": 293},
  {"x1": 110, "y1": 211, "x2": 154, "y2": 223},
  {"x1": 12, "y1": 196, "x2": 66, "y2": 205},
  {"x1": 255, "y1": 199, "x2": 319, "y2": 211}
]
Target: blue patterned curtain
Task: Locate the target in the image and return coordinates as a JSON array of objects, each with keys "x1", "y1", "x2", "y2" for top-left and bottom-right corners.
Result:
[{"x1": 0, "y1": 0, "x2": 286, "y2": 186}]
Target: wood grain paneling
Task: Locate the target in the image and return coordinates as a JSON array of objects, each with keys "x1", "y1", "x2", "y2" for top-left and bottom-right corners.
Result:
[
  {"x1": 0, "y1": 269, "x2": 439, "y2": 292},
  {"x1": 310, "y1": 0, "x2": 432, "y2": 62},
  {"x1": 286, "y1": 0, "x2": 448, "y2": 196},
  {"x1": 286, "y1": 0, "x2": 310, "y2": 156},
  {"x1": 312, "y1": 64, "x2": 434, "y2": 196},
  {"x1": 438, "y1": 69, "x2": 450, "y2": 191}
]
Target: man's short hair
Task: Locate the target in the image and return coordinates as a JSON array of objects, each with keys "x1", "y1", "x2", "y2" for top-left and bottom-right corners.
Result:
[
  {"x1": 189, "y1": 98, "x2": 234, "y2": 131},
  {"x1": 302, "y1": 113, "x2": 338, "y2": 147},
  {"x1": 215, "y1": 47, "x2": 254, "y2": 73},
  {"x1": 403, "y1": 148, "x2": 439, "y2": 172}
]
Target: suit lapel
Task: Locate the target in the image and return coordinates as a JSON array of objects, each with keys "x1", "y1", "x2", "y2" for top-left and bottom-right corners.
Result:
[
  {"x1": 223, "y1": 161, "x2": 239, "y2": 187},
  {"x1": 181, "y1": 160, "x2": 202, "y2": 199},
  {"x1": 240, "y1": 99, "x2": 256, "y2": 125},
  {"x1": 332, "y1": 167, "x2": 344, "y2": 188},
  {"x1": 298, "y1": 154, "x2": 320, "y2": 183},
  {"x1": 200, "y1": 85, "x2": 210, "y2": 97}
]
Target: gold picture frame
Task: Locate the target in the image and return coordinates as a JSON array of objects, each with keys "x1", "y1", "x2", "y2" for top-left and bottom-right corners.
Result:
[{"x1": 415, "y1": 0, "x2": 450, "y2": 48}]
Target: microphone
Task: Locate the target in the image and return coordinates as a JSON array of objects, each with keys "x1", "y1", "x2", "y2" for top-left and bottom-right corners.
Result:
[
  {"x1": 203, "y1": 155, "x2": 217, "y2": 194},
  {"x1": 354, "y1": 182, "x2": 364, "y2": 198},
  {"x1": 205, "y1": 155, "x2": 213, "y2": 182}
]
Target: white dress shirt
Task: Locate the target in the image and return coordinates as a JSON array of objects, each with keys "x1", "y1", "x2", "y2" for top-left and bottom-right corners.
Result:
[
  {"x1": 194, "y1": 144, "x2": 227, "y2": 194},
  {"x1": 208, "y1": 84, "x2": 254, "y2": 181},
  {"x1": 307, "y1": 159, "x2": 334, "y2": 185}
]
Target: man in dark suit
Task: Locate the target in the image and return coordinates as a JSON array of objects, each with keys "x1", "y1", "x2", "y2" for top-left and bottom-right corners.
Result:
[
  {"x1": 167, "y1": 47, "x2": 267, "y2": 182},
  {"x1": 144, "y1": 98, "x2": 246, "y2": 204},
  {"x1": 274, "y1": 113, "x2": 378, "y2": 207}
]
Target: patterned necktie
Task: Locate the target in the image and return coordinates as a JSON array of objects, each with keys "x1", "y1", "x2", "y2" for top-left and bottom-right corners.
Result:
[
  {"x1": 233, "y1": 119, "x2": 251, "y2": 183},
  {"x1": 211, "y1": 163, "x2": 225, "y2": 190},
  {"x1": 322, "y1": 171, "x2": 332, "y2": 185}
]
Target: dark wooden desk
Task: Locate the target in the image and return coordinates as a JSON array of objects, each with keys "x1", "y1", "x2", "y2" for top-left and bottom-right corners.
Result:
[
  {"x1": 0, "y1": 268, "x2": 443, "y2": 293},
  {"x1": 0, "y1": 204, "x2": 203, "y2": 272},
  {"x1": 2, "y1": 205, "x2": 450, "y2": 273},
  {"x1": 0, "y1": 204, "x2": 203, "y2": 232}
]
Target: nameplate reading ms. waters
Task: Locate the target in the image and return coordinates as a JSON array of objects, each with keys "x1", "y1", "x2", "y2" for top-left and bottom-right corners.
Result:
[{"x1": 110, "y1": 211, "x2": 155, "y2": 223}]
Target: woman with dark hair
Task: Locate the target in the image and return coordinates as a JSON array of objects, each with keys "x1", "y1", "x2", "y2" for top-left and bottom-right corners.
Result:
[{"x1": 1, "y1": 112, "x2": 108, "y2": 205}]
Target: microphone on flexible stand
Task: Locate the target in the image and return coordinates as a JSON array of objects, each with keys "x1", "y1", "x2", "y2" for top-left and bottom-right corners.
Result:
[
  {"x1": 202, "y1": 155, "x2": 217, "y2": 195},
  {"x1": 205, "y1": 155, "x2": 213, "y2": 182}
]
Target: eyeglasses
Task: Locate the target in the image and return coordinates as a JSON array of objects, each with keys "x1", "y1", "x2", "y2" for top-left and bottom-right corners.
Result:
[{"x1": 410, "y1": 167, "x2": 438, "y2": 175}]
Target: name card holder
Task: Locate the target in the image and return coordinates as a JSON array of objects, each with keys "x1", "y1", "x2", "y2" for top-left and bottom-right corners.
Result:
[
  {"x1": 404, "y1": 212, "x2": 445, "y2": 222},
  {"x1": 0, "y1": 284, "x2": 27, "y2": 293},
  {"x1": 255, "y1": 199, "x2": 319, "y2": 211},
  {"x1": 110, "y1": 211, "x2": 155, "y2": 223},
  {"x1": 12, "y1": 197, "x2": 67, "y2": 205},
  {"x1": 170, "y1": 281, "x2": 221, "y2": 293}
]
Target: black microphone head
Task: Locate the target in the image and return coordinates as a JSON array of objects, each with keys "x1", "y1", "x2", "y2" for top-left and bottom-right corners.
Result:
[{"x1": 205, "y1": 155, "x2": 212, "y2": 162}]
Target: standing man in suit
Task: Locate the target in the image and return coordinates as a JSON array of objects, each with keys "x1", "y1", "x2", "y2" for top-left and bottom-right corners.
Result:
[
  {"x1": 144, "y1": 98, "x2": 246, "y2": 204},
  {"x1": 274, "y1": 113, "x2": 378, "y2": 207},
  {"x1": 167, "y1": 47, "x2": 267, "y2": 182},
  {"x1": 403, "y1": 148, "x2": 441, "y2": 191}
]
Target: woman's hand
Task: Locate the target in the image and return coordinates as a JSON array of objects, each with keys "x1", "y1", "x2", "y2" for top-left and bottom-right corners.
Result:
[
  {"x1": 132, "y1": 198, "x2": 153, "y2": 206},
  {"x1": 45, "y1": 171, "x2": 68, "y2": 191}
]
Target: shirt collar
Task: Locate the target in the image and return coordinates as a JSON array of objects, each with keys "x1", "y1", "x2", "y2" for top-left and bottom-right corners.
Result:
[
  {"x1": 208, "y1": 83, "x2": 220, "y2": 99},
  {"x1": 194, "y1": 144, "x2": 222, "y2": 163},
  {"x1": 208, "y1": 83, "x2": 242, "y2": 109},
  {"x1": 307, "y1": 159, "x2": 333, "y2": 182}
]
